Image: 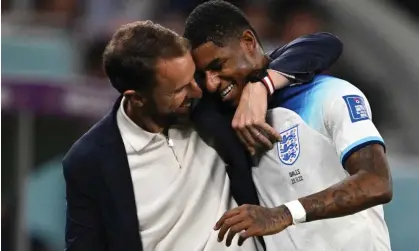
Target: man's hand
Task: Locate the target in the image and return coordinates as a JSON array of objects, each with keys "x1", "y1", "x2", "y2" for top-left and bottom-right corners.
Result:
[
  {"x1": 232, "y1": 82, "x2": 281, "y2": 155},
  {"x1": 214, "y1": 204, "x2": 292, "y2": 246}
]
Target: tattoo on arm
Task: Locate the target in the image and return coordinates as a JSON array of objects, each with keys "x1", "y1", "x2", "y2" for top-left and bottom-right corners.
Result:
[
  {"x1": 247, "y1": 205, "x2": 292, "y2": 232},
  {"x1": 299, "y1": 144, "x2": 392, "y2": 222}
]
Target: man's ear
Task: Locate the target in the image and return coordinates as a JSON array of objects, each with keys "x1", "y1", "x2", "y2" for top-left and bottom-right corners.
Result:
[
  {"x1": 240, "y1": 30, "x2": 257, "y2": 52},
  {"x1": 123, "y1": 90, "x2": 147, "y2": 107}
]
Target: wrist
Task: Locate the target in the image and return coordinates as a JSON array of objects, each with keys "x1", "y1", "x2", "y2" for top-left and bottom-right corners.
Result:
[
  {"x1": 284, "y1": 200, "x2": 307, "y2": 225},
  {"x1": 260, "y1": 74, "x2": 275, "y2": 95},
  {"x1": 245, "y1": 69, "x2": 274, "y2": 95},
  {"x1": 253, "y1": 81, "x2": 269, "y2": 96},
  {"x1": 276, "y1": 205, "x2": 293, "y2": 228}
]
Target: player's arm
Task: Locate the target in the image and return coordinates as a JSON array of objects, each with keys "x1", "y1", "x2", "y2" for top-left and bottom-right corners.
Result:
[
  {"x1": 297, "y1": 87, "x2": 393, "y2": 221},
  {"x1": 300, "y1": 145, "x2": 391, "y2": 221},
  {"x1": 234, "y1": 32, "x2": 343, "y2": 153},
  {"x1": 214, "y1": 82, "x2": 393, "y2": 247},
  {"x1": 63, "y1": 156, "x2": 107, "y2": 251}
]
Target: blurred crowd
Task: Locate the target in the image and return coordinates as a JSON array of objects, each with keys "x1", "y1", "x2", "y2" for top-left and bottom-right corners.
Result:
[
  {"x1": 2, "y1": 0, "x2": 419, "y2": 251},
  {"x1": 2, "y1": 0, "x2": 419, "y2": 128}
]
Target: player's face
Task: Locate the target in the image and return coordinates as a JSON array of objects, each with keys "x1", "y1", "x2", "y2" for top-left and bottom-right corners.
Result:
[
  {"x1": 143, "y1": 52, "x2": 202, "y2": 124},
  {"x1": 191, "y1": 31, "x2": 259, "y2": 106}
]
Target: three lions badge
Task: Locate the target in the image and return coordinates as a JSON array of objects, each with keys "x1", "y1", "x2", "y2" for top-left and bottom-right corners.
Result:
[{"x1": 277, "y1": 125, "x2": 300, "y2": 165}]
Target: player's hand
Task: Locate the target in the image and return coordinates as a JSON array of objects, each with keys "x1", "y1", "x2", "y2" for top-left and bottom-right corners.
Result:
[
  {"x1": 232, "y1": 82, "x2": 281, "y2": 155},
  {"x1": 214, "y1": 204, "x2": 292, "y2": 247}
]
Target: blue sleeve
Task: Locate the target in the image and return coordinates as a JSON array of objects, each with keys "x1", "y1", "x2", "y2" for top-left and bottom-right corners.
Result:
[{"x1": 269, "y1": 32, "x2": 343, "y2": 83}]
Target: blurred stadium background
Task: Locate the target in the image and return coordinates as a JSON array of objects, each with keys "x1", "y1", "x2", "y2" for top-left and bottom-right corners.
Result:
[{"x1": 1, "y1": 0, "x2": 419, "y2": 250}]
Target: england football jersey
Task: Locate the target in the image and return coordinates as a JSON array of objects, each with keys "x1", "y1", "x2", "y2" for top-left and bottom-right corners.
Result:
[{"x1": 252, "y1": 75, "x2": 392, "y2": 251}]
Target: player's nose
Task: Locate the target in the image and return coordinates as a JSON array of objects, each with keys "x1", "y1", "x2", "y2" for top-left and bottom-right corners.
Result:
[{"x1": 205, "y1": 71, "x2": 220, "y2": 93}]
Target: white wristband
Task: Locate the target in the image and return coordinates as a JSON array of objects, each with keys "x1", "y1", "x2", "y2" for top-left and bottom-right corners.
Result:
[
  {"x1": 261, "y1": 76, "x2": 275, "y2": 95},
  {"x1": 284, "y1": 200, "x2": 307, "y2": 225}
]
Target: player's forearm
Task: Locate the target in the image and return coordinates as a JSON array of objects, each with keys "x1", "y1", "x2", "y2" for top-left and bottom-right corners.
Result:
[
  {"x1": 298, "y1": 172, "x2": 392, "y2": 222},
  {"x1": 298, "y1": 145, "x2": 393, "y2": 222}
]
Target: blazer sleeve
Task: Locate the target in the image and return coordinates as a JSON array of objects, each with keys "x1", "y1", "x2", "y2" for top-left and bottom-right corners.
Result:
[
  {"x1": 63, "y1": 155, "x2": 106, "y2": 251},
  {"x1": 269, "y1": 32, "x2": 343, "y2": 83}
]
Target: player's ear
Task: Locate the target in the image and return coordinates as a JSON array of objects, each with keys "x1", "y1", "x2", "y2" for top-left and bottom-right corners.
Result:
[
  {"x1": 240, "y1": 30, "x2": 257, "y2": 52},
  {"x1": 123, "y1": 90, "x2": 147, "y2": 107}
]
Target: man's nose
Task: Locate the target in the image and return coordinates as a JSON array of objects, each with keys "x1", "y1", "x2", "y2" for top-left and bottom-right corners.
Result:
[
  {"x1": 205, "y1": 71, "x2": 220, "y2": 93},
  {"x1": 188, "y1": 79, "x2": 203, "y2": 99}
]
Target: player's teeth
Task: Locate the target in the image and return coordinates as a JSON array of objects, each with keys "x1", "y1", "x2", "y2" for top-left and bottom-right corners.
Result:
[{"x1": 221, "y1": 84, "x2": 233, "y2": 97}]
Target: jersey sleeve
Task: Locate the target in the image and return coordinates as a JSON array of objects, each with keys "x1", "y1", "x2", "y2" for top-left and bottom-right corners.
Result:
[{"x1": 323, "y1": 83, "x2": 385, "y2": 165}]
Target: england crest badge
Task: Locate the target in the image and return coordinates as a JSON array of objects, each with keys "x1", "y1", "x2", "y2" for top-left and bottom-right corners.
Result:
[{"x1": 277, "y1": 125, "x2": 300, "y2": 165}]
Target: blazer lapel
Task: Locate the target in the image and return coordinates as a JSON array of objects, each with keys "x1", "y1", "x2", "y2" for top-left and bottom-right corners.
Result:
[{"x1": 97, "y1": 96, "x2": 143, "y2": 249}]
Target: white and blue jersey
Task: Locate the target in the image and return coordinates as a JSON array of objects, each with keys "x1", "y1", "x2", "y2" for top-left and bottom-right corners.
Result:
[{"x1": 252, "y1": 75, "x2": 391, "y2": 251}]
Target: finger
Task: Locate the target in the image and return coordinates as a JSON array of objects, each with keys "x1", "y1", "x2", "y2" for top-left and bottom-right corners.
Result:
[
  {"x1": 249, "y1": 127, "x2": 273, "y2": 149},
  {"x1": 218, "y1": 215, "x2": 244, "y2": 244},
  {"x1": 225, "y1": 221, "x2": 250, "y2": 247},
  {"x1": 257, "y1": 123, "x2": 282, "y2": 142},
  {"x1": 241, "y1": 127, "x2": 258, "y2": 152},
  {"x1": 215, "y1": 209, "x2": 241, "y2": 230},
  {"x1": 235, "y1": 131, "x2": 255, "y2": 154},
  {"x1": 238, "y1": 227, "x2": 259, "y2": 246},
  {"x1": 237, "y1": 234, "x2": 249, "y2": 246}
]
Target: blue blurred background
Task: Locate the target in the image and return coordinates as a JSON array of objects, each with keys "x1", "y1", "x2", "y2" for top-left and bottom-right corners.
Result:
[{"x1": 1, "y1": 0, "x2": 419, "y2": 250}]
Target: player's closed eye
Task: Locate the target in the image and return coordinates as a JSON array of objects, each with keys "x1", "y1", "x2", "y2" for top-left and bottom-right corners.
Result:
[
  {"x1": 207, "y1": 59, "x2": 227, "y2": 72},
  {"x1": 211, "y1": 64, "x2": 222, "y2": 72},
  {"x1": 211, "y1": 61, "x2": 226, "y2": 72}
]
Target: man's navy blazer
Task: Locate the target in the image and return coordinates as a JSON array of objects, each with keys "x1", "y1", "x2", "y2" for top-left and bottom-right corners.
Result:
[{"x1": 63, "y1": 32, "x2": 343, "y2": 251}]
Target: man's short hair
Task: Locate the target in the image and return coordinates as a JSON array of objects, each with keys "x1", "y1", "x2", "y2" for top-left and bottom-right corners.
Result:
[
  {"x1": 183, "y1": 0, "x2": 259, "y2": 49},
  {"x1": 103, "y1": 21, "x2": 190, "y2": 93}
]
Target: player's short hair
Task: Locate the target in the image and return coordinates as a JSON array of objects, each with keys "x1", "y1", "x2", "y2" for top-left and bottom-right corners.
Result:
[
  {"x1": 183, "y1": 0, "x2": 260, "y2": 49},
  {"x1": 103, "y1": 21, "x2": 190, "y2": 94}
]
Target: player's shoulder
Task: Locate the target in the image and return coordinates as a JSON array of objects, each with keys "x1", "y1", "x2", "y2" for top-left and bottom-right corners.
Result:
[
  {"x1": 268, "y1": 74, "x2": 364, "y2": 120},
  {"x1": 312, "y1": 75, "x2": 363, "y2": 97}
]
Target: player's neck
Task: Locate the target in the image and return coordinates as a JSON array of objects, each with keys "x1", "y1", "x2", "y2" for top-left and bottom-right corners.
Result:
[
  {"x1": 261, "y1": 55, "x2": 270, "y2": 68},
  {"x1": 254, "y1": 51, "x2": 270, "y2": 69},
  {"x1": 250, "y1": 42, "x2": 269, "y2": 69}
]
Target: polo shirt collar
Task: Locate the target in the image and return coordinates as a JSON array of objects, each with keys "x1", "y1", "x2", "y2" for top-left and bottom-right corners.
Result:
[{"x1": 117, "y1": 97, "x2": 158, "y2": 152}]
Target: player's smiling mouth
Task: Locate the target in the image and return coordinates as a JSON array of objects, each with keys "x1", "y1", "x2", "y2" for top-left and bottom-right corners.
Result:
[{"x1": 220, "y1": 83, "x2": 234, "y2": 100}]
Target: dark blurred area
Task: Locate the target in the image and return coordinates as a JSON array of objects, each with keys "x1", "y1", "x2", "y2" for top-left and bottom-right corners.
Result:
[{"x1": 2, "y1": 0, "x2": 419, "y2": 250}]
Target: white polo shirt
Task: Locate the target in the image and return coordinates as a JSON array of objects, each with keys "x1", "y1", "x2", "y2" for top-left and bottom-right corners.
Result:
[
  {"x1": 116, "y1": 98, "x2": 261, "y2": 251},
  {"x1": 253, "y1": 75, "x2": 392, "y2": 251}
]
